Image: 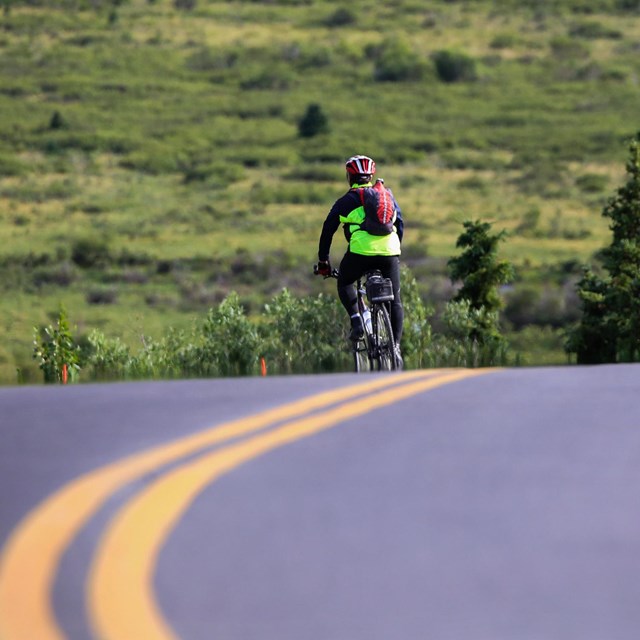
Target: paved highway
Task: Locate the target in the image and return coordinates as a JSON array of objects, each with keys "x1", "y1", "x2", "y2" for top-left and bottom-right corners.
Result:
[{"x1": 1, "y1": 365, "x2": 640, "y2": 639}]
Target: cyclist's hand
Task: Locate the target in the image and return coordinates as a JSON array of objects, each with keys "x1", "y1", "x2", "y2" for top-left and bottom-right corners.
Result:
[{"x1": 315, "y1": 260, "x2": 331, "y2": 277}]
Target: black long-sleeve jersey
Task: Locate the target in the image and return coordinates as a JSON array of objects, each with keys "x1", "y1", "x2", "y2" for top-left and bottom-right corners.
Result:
[{"x1": 318, "y1": 187, "x2": 403, "y2": 261}]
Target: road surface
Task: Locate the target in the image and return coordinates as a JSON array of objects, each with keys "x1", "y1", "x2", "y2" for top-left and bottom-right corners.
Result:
[{"x1": 1, "y1": 365, "x2": 640, "y2": 639}]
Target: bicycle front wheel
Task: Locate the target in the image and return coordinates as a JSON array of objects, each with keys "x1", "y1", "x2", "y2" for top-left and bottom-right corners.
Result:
[{"x1": 371, "y1": 304, "x2": 396, "y2": 371}]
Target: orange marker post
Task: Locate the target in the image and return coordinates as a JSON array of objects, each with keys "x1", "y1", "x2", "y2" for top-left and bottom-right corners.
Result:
[
  {"x1": 260, "y1": 357, "x2": 267, "y2": 377},
  {"x1": 62, "y1": 364, "x2": 68, "y2": 384}
]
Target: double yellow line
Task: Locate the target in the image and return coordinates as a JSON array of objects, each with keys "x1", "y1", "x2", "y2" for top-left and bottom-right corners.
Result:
[{"x1": 0, "y1": 369, "x2": 489, "y2": 640}]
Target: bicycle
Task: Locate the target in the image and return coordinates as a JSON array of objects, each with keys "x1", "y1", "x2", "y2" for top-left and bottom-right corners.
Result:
[{"x1": 314, "y1": 265, "x2": 399, "y2": 373}]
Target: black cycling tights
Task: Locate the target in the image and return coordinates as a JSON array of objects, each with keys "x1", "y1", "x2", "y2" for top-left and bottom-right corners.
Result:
[{"x1": 337, "y1": 252, "x2": 404, "y2": 344}]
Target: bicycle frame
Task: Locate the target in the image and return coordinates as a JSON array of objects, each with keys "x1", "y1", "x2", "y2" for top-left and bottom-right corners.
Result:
[
  {"x1": 314, "y1": 264, "x2": 398, "y2": 373},
  {"x1": 354, "y1": 273, "x2": 397, "y2": 372}
]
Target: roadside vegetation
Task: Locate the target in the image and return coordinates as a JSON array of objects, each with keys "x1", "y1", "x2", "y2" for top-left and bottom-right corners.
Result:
[{"x1": 2, "y1": 0, "x2": 640, "y2": 382}]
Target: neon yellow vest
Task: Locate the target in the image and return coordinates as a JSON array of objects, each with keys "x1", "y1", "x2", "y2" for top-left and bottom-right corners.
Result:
[{"x1": 339, "y1": 185, "x2": 401, "y2": 256}]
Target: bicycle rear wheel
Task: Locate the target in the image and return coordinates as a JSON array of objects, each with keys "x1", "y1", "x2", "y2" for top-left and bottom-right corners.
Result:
[{"x1": 371, "y1": 304, "x2": 396, "y2": 371}]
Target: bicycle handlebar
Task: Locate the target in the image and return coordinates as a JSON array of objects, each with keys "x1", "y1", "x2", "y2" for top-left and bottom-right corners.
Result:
[{"x1": 313, "y1": 264, "x2": 339, "y2": 279}]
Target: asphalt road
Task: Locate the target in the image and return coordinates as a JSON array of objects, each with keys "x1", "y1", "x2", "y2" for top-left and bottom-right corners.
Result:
[{"x1": 1, "y1": 365, "x2": 640, "y2": 640}]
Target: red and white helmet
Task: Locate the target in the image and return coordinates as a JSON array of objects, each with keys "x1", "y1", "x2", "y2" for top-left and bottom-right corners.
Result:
[{"x1": 345, "y1": 154, "x2": 376, "y2": 177}]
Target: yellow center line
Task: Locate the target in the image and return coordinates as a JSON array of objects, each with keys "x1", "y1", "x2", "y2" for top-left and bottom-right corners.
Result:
[
  {"x1": 0, "y1": 370, "x2": 438, "y2": 640},
  {"x1": 88, "y1": 368, "x2": 490, "y2": 640}
]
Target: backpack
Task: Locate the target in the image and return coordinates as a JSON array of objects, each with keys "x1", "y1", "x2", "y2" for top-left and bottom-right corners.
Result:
[{"x1": 355, "y1": 179, "x2": 397, "y2": 236}]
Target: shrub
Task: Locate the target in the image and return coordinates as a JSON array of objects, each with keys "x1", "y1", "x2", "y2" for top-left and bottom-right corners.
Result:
[
  {"x1": 325, "y1": 8, "x2": 356, "y2": 27},
  {"x1": 240, "y1": 66, "x2": 295, "y2": 90},
  {"x1": 490, "y1": 33, "x2": 519, "y2": 49},
  {"x1": 185, "y1": 46, "x2": 228, "y2": 72},
  {"x1": 399, "y1": 267, "x2": 433, "y2": 370},
  {"x1": 84, "y1": 329, "x2": 131, "y2": 380},
  {"x1": 503, "y1": 285, "x2": 578, "y2": 329},
  {"x1": 569, "y1": 21, "x2": 623, "y2": 39},
  {"x1": 86, "y1": 287, "x2": 118, "y2": 305},
  {"x1": 33, "y1": 305, "x2": 80, "y2": 383},
  {"x1": 32, "y1": 262, "x2": 76, "y2": 288},
  {"x1": 261, "y1": 288, "x2": 348, "y2": 374},
  {"x1": 198, "y1": 293, "x2": 261, "y2": 376},
  {"x1": 549, "y1": 36, "x2": 590, "y2": 59},
  {"x1": 576, "y1": 173, "x2": 608, "y2": 193},
  {"x1": 374, "y1": 38, "x2": 425, "y2": 82},
  {"x1": 432, "y1": 50, "x2": 477, "y2": 83},
  {"x1": 71, "y1": 236, "x2": 111, "y2": 269},
  {"x1": 119, "y1": 149, "x2": 178, "y2": 174},
  {"x1": 617, "y1": 0, "x2": 640, "y2": 10}
]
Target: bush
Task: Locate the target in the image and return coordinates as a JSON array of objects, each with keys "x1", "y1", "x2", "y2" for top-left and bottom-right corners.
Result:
[
  {"x1": 569, "y1": 21, "x2": 623, "y2": 39},
  {"x1": 549, "y1": 36, "x2": 590, "y2": 59},
  {"x1": 576, "y1": 173, "x2": 608, "y2": 193},
  {"x1": 84, "y1": 329, "x2": 131, "y2": 380},
  {"x1": 374, "y1": 38, "x2": 425, "y2": 82},
  {"x1": 33, "y1": 305, "x2": 80, "y2": 383},
  {"x1": 86, "y1": 287, "x2": 118, "y2": 305},
  {"x1": 399, "y1": 267, "x2": 433, "y2": 370},
  {"x1": 262, "y1": 288, "x2": 348, "y2": 374},
  {"x1": 198, "y1": 293, "x2": 261, "y2": 376},
  {"x1": 490, "y1": 33, "x2": 519, "y2": 49},
  {"x1": 418, "y1": 300, "x2": 509, "y2": 368},
  {"x1": 71, "y1": 236, "x2": 111, "y2": 269},
  {"x1": 325, "y1": 8, "x2": 356, "y2": 27},
  {"x1": 432, "y1": 50, "x2": 477, "y2": 83},
  {"x1": 240, "y1": 65, "x2": 295, "y2": 90}
]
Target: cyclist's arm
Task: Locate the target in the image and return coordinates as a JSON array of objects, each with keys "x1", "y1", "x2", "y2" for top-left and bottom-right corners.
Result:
[
  {"x1": 318, "y1": 200, "x2": 344, "y2": 261},
  {"x1": 395, "y1": 206, "x2": 404, "y2": 243}
]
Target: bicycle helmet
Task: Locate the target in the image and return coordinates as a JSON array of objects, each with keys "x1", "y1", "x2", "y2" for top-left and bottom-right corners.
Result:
[{"x1": 345, "y1": 155, "x2": 376, "y2": 177}]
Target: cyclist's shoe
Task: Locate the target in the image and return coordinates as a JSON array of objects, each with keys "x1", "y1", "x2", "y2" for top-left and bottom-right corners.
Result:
[
  {"x1": 349, "y1": 315, "x2": 364, "y2": 341},
  {"x1": 394, "y1": 344, "x2": 404, "y2": 370}
]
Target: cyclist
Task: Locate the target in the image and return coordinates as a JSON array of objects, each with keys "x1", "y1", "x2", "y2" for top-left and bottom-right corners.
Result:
[{"x1": 316, "y1": 154, "x2": 404, "y2": 365}]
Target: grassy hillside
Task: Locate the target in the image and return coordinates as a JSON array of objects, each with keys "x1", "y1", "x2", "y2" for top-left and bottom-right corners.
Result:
[{"x1": 1, "y1": 0, "x2": 640, "y2": 382}]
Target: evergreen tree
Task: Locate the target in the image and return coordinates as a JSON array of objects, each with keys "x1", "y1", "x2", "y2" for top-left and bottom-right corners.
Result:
[
  {"x1": 298, "y1": 104, "x2": 329, "y2": 138},
  {"x1": 565, "y1": 268, "x2": 616, "y2": 364},
  {"x1": 448, "y1": 220, "x2": 514, "y2": 312},
  {"x1": 567, "y1": 132, "x2": 640, "y2": 363},
  {"x1": 447, "y1": 219, "x2": 513, "y2": 348}
]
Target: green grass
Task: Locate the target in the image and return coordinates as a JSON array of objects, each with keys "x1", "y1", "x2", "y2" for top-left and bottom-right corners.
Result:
[{"x1": 1, "y1": 0, "x2": 639, "y2": 382}]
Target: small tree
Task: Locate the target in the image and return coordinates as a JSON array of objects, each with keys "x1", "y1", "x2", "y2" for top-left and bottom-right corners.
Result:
[
  {"x1": 33, "y1": 305, "x2": 81, "y2": 383},
  {"x1": 298, "y1": 104, "x2": 329, "y2": 138},
  {"x1": 448, "y1": 220, "x2": 514, "y2": 312},
  {"x1": 567, "y1": 132, "x2": 640, "y2": 363},
  {"x1": 564, "y1": 268, "x2": 617, "y2": 364},
  {"x1": 447, "y1": 220, "x2": 513, "y2": 356},
  {"x1": 49, "y1": 111, "x2": 68, "y2": 130}
]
